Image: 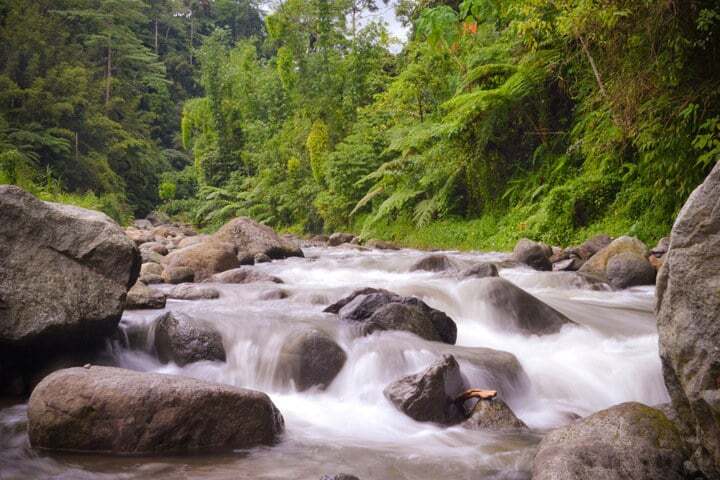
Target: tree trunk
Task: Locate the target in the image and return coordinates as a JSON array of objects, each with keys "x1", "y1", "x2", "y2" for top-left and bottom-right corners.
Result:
[
  {"x1": 154, "y1": 17, "x2": 159, "y2": 54},
  {"x1": 578, "y1": 34, "x2": 608, "y2": 100}
]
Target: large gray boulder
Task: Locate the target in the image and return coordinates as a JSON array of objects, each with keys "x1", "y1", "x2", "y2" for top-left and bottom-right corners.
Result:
[
  {"x1": 275, "y1": 328, "x2": 347, "y2": 391},
  {"x1": 410, "y1": 254, "x2": 454, "y2": 272},
  {"x1": 0, "y1": 186, "x2": 140, "y2": 392},
  {"x1": 213, "y1": 217, "x2": 303, "y2": 260},
  {"x1": 165, "y1": 241, "x2": 239, "y2": 281},
  {"x1": 154, "y1": 312, "x2": 226, "y2": 366},
  {"x1": 28, "y1": 366, "x2": 283, "y2": 454},
  {"x1": 532, "y1": 402, "x2": 687, "y2": 480},
  {"x1": 656, "y1": 161, "x2": 720, "y2": 478},
  {"x1": 579, "y1": 236, "x2": 648, "y2": 280},
  {"x1": 606, "y1": 252, "x2": 656, "y2": 289},
  {"x1": 512, "y1": 238, "x2": 552, "y2": 271},
  {"x1": 326, "y1": 288, "x2": 457, "y2": 344},
  {"x1": 475, "y1": 278, "x2": 575, "y2": 335},
  {"x1": 384, "y1": 355, "x2": 467, "y2": 424},
  {"x1": 459, "y1": 262, "x2": 499, "y2": 279},
  {"x1": 125, "y1": 281, "x2": 167, "y2": 309}
]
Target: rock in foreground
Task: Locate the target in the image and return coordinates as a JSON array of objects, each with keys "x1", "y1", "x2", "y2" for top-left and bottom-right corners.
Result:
[
  {"x1": 275, "y1": 328, "x2": 347, "y2": 391},
  {"x1": 532, "y1": 402, "x2": 687, "y2": 480},
  {"x1": 28, "y1": 366, "x2": 283, "y2": 454},
  {"x1": 657, "y1": 161, "x2": 720, "y2": 478},
  {"x1": 0, "y1": 186, "x2": 140, "y2": 392}
]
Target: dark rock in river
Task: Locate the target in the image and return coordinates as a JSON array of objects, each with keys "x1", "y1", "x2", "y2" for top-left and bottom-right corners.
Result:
[
  {"x1": 0, "y1": 186, "x2": 139, "y2": 393},
  {"x1": 213, "y1": 217, "x2": 303, "y2": 260},
  {"x1": 656, "y1": 161, "x2": 720, "y2": 478},
  {"x1": 28, "y1": 366, "x2": 283, "y2": 454},
  {"x1": 512, "y1": 238, "x2": 552, "y2": 271},
  {"x1": 410, "y1": 254, "x2": 455, "y2": 272},
  {"x1": 606, "y1": 252, "x2": 656, "y2": 289},
  {"x1": 475, "y1": 277, "x2": 575, "y2": 335},
  {"x1": 326, "y1": 288, "x2": 457, "y2": 344},
  {"x1": 532, "y1": 402, "x2": 687, "y2": 480},
  {"x1": 461, "y1": 398, "x2": 528, "y2": 432},
  {"x1": 328, "y1": 232, "x2": 356, "y2": 246},
  {"x1": 154, "y1": 312, "x2": 226, "y2": 366},
  {"x1": 384, "y1": 355, "x2": 467, "y2": 424},
  {"x1": 276, "y1": 328, "x2": 347, "y2": 391},
  {"x1": 125, "y1": 281, "x2": 167, "y2": 309},
  {"x1": 459, "y1": 262, "x2": 499, "y2": 279}
]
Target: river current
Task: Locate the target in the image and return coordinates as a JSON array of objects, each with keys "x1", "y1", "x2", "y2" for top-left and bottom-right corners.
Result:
[{"x1": 0, "y1": 245, "x2": 668, "y2": 479}]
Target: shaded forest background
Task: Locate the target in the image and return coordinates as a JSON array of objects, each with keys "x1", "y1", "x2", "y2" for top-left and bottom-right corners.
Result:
[{"x1": 1, "y1": 0, "x2": 719, "y2": 249}]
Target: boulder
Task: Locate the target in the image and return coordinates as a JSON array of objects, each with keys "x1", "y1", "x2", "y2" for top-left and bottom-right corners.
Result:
[
  {"x1": 154, "y1": 312, "x2": 225, "y2": 366},
  {"x1": 410, "y1": 254, "x2": 454, "y2": 272},
  {"x1": 133, "y1": 219, "x2": 153, "y2": 230},
  {"x1": 448, "y1": 345, "x2": 529, "y2": 399},
  {"x1": 532, "y1": 402, "x2": 687, "y2": 480},
  {"x1": 579, "y1": 236, "x2": 648, "y2": 278},
  {"x1": 178, "y1": 234, "x2": 208, "y2": 249},
  {"x1": 125, "y1": 227, "x2": 155, "y2": 245},
  {"x1": 461, "y1": 398, "x2": 528, "y2": 431},
  {"x1": 141, "y1": 249, "x2": 167, "y2": 265},
  {"x1": 459, "y1": 262, "x2": 499, "y2": 279},
  {"x1": 512, "y1": 238, "x2": 552, "y2": 271},
  {"x1": 162, "y1": 266, "x2": 195, "y2": 284},
  {"x1": 656, "y1": 162, "x2": 720, "y2": 478},
  {"x1": 0, "y1": 186, "x2": 140, "y2": 392},
  {"x1": 651, "y1": 236, "x2": 670, "y2": 257},
  {"x1": 259, "y1": 289, "x2": 290, "y2": 300},
  {"x1": 168, "y1": 284, "x2": 220, "y2": 300},
  {"x1": 28, "y1": 366, "x2": 283, "y2": 454},
  {"x1": 165, "y1": 241, "x2": 239, "y2": 281},
  {"x1": 384, "y1": 355, "x2": 466, "y2": 424},
  {"x1": 328, "y1": 232, "x2": 356, "y2": 246},
  {"x1": 206, "y1": 267, "x2": 283, "y2": 284},
  {"x1": 146, "y1": 211, "x2": 170, "y2": 226},
  {"x1": 125, "y1": 282, "x2": 166, "y2": 309},
  {"x1": 327, "y1": 288, "x2": 457, "y2": 344},
  {"x1": 365, "y1": 239, "x2": 401, "y2": 250},
  {"x1": 139, "y1": 241, "x2": 169, "y2": 256},
  {"x1": 552, "y1": 256, "x2": 584, "y2": 272},
  {"x1": 275, "y1": 328, "x2": 347, "y2": 391},
  {"x1": 475, "y1": 278, "x2": 574, "y2": 335},
  {"x1": 140, "y1": 262, "x2": 163, "y2": 277},
  {"x1": 606, "y1": 252, "x2": 656, "y2": 289},
  {"x1": 567, "y1": 234, "x2": 613, "y2": 260},
  {"x1": 254, "y1": 253, "x2": 271, "y2": 264},
  {"x1": 212, "y1": 217, "x2": 303, "y2": 260},
  {"x1": 141, "y1": 273, "x2": 163, "y2": 285}
]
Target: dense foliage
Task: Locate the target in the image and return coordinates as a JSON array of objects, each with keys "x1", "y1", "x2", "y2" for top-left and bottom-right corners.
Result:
[{"x1": 2, "y1": 0, "x2": 719, "y2": 248}]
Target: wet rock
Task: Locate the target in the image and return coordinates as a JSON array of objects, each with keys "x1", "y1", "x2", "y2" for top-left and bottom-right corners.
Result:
[
  {"x1": 606, "y1": 252, "x2": 656, "y2": 289},
  {"x1": 327, "y1": 288, "x2": 457, "y2": 344},
  {"x1": 579, "y1": 236, "x2": 648, "y2": 279},
  {"x1": 207, "y1": 267, "x2": 283, "y2": 284},
  {"x1": 512, "y1": 238, "x2": 552, "y2": 271},
  {"x1": 311, "y1": 234, "x2": 329, "y2": 243},
  {"x1": 162, "y1": 266, "x2": 195, "y2": 284},
  {"x1": 365, "y1": 239, "x2": 400, "y2": 250},
  {"x1": 139, "y1": 241, "x2": 169, "y2": 256},
  {"x1": 28, "y1": 366, "x2": 283, "y2": 454},
  {"x1": 532, "y1": 402, "x2": 687, "y2": 480},
  {"x1": 0, "y1": 186, "x2": 139, "y2": 393},
  {"x1": 320, "y1": 475, "x2": 360, "y2": 480},
  {"x1": 410, "y1": 254, "x2": 454, "y2": 272},
  {"x1": 567, "y1": 234, "x2": 613, "y2": 260},
  {"x1": 213, "y1": 217, "x2": 303, "y2": 260},
  {"x1": 328, "y1": 232, "x2": 356, "y2": 246},
  {"x1": 656, "y1": 162, "x2": 720, "y2": 478},
  {"x1": 552, "y1": 256, "x2": 585, "y2": 272},
  {"x1": 125, "y1": 227, "x2": 155, "y2": 245},
  {"x1": 276, "y1": 328, "x2": 347, "y2": 391},
  {"x1": 384, "y1": 355, "x2": 466, "y2": 424},
  {"x1": 254, "y1": 252, "x2": 272, "y2": 263},
  {"x1": 461, "y1": 398, "x2": 528, "y2": 431},
  {"x1": 259, "y1": 289, "x2": 290, "y2": 300},
  {"x1": 459, "y1": 262, "x2": 499, "y2": 279},
  {"x1": 168, "y1": 284, "x2": 220, "y2": 300},
  {"x1": 165, "y1": 241, "x2": 239, "y2": 281},
  {"x1": 445, "y1": 345, "x2": 529, "y2": 399},
  {"x1": 475, "y1": 278, "x2": 575, "y2": 335},
  {"x1": 154, "y1": 312, "x2": 225, "y2": 366},
  {"x1": 125, "y1": 282, "x2": 167, "y2": 309}
]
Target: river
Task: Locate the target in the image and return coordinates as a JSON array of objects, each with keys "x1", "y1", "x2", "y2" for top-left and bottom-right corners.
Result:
[{"x1": 0, "y1": 245, "x2": 669, "y2": 479}]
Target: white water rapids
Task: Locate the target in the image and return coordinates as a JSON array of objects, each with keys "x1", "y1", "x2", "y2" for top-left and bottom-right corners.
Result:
[{"x1": 0, "y1": 246, "x2": 669, "y2": 479}]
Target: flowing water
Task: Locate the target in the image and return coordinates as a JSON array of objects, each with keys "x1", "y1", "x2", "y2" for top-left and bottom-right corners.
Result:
[{"x1": 0, "y1": 246, "x2": 669, "y2": 479}]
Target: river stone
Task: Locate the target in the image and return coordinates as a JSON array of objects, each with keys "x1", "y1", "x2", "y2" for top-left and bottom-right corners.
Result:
[
  {"x1": 139, "y1": 241, "x2": 169, "y2": 255},
  {"x1": 656, "y1": 161, "x2": 720, "y2": 478},
  {"x1": 579, "y1": 236, "x2": 648, "y2": 278},
  {"x1": 125, "y1": 227, "x2": 155, "y2": 246},
  {"x1": 165, "y1": 241, "x2": 239, "y2": 281},
  {"x1": 384, "y1": 355, "x2": 467, "y2": 424},
  {"x1": 125, "y1": 281, "x2": 167, "y2": 309},
  {"x1": 276, "y1": 328, "x2": 347, "y2": 391},
  {"x1": 0, "y1": 186, "x2": 140, "y2": 387},
  {"x1": 212, "y1": 217, "x2": 303, "y2": 260},
  {"x1": 567, "y1": 234, "x2": 614, "y2": 260},
  {"x1": 512, "y1": 238, "x2": 552, "y2": 271},
  {"x1": 134, "y1": 219, "x2": 153, "y2": 230},
  {"x1": 461, "y1": 398, "x2": 528, "y2": 431},
  {"x1": 365, "y1": 239, "x2": 400, "y2": 250},
  {"x1": 475, "y1": 277, "x2": 574, "y2": 335},
  {"x1": 448, "y1": 345, "x2": 529, "y2": 399},
  {"x1": 178, "y1": 234, "x2": 208, "y2": 249},
  {"x1": 27, "y1": 366, "x2": 283, "y2": 454},
  {"x1": 154, "y1": 312, "x2": 225, "y2": 366},
  {"x1": 459, "y1": 262, "x2": 499, "y2": 279},
  {"x1": 532, "y1": 402, "x2": 687, "y2": 480},
  {"x1": 162, "y1": 266, "x2": 195, "y2": 284},
  {"x1": 167, "y1": 284, "x2": 220, "y2": 300},
  {"x1": 606, "y1": 252, "x2": 656, "y2": 289},
  {"x1": 328, "y1": 232, "x2": 356, "y2": 246},
  {"x1": 254, "y1": 253, "x2": 272, "y2": 263},
  {"x1": 410, "y1": 254, "x2": 454, "y2": 272},
  {"x1": 328, "y1": 288, "x2": 457, "y2": 344},
  {"x1": 207, "y1": 267, "x2": 283, "y2": 284},
  {"x1": 141, "y1": 249, "x2": 167, "y2": 265},
  {"x1": 260, "y1": 289, "x2": 290, "y2": 300}
]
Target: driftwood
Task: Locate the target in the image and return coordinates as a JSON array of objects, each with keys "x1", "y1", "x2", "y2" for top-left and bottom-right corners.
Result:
[{"x1": 454, "y1": 389, "x2": 497, "y2": 404}]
